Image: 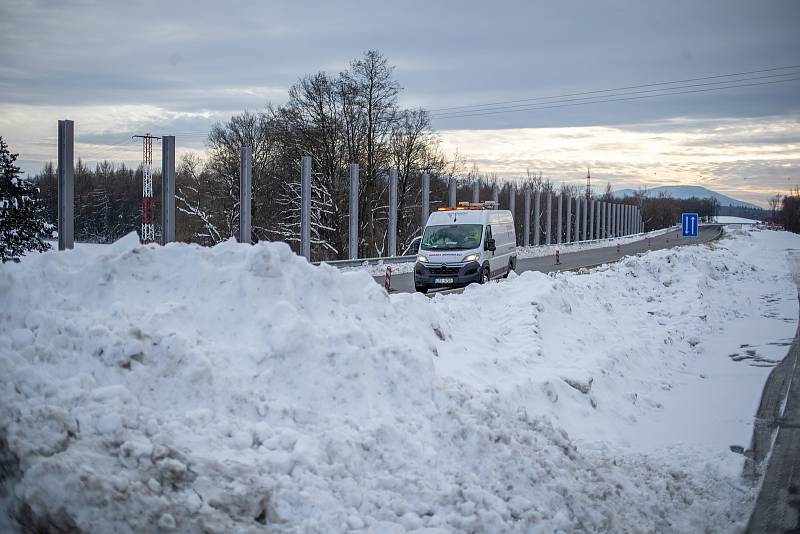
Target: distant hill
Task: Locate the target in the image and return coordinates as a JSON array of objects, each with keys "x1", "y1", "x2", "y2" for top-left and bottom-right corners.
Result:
[{"x1": 613, "y1": 185, "x2": 760, "y2": 209}]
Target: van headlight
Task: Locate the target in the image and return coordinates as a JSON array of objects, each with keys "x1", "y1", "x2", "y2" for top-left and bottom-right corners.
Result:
[
  {"x1": 462, "y1": 253, "x2": 480, "y2": 262},
  {"x1": 417, "y1": 254, "x2": 429, "y2": 263}
]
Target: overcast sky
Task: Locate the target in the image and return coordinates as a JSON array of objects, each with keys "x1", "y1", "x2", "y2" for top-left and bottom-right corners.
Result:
[{"x1": 1, "y1": 0, "x2": 798, "y2": 206}]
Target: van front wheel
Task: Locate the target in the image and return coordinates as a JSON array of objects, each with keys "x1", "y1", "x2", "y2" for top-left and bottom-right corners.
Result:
[{"x1": 480, "y1": 266, "x2": 490, "y2": 284}]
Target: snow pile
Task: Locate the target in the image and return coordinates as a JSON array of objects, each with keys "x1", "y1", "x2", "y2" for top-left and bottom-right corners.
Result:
[{"x1": 2, "y1": 229, "x2": 796, "y2": 532}]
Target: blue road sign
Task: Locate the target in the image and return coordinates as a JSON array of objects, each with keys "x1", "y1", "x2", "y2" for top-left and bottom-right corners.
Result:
[{"x1": 681, "y1": 213, "x2": 699, "y2": 237}]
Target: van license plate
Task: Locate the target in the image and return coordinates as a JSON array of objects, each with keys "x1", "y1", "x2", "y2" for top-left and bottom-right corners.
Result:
[{"x1": 435, "y1": 278, "x2": 454, "y2": 284}]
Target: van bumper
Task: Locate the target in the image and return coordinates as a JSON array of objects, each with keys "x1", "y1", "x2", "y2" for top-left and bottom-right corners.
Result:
[{"x1": 414, "y1": 261, "x2": 482, "y2": 288}]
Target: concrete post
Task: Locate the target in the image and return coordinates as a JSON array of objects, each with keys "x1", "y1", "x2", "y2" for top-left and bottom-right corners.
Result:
[
  {"x1": 492, "y1": 183, "x2": 499, "y2": 206},
  {"x1": 582, "y1": 198, "x2": 588, "y2": 241},
  {"x1": 626, "y1": 205, "x2": 631, "y2": 236},
  {"x1": 566, "y1": 195, "x2": 572, "y2": 243},
  {"x1": 575, "y1": 197, "x2": 581, "y2": 241},
  {"x1": 509, "y1": 184, "x2": 516, "y2": 220},
  {"x1": 472, "y1": 181, "x2": 480, "y2": 203},
  {"x1": 449, "y1": 177, "x2": 457, "y2": 207},
  {"x1": 533, "y1": 190, "x2": 541, "y2": 246},
  {"x1": 300, "y1": 155, "x2": 311, "y2": 260},
  {"x1": 57, "y1": 121, "x2": 75, "y2": 249},
  {"x1": 421, "y1": 172, "x2": 430, "y2": 229},
  {"x1": 546, "y1": 192, "x2": 552, "y2": 245},
  {"x1": 557, "y1": 193, "x2": 563, "y2": 245},
  {"x1": 588, "y1": 199, "x2": 594, "y2": 240},
  {"x1": 523, "y1": 189, "x2": 531, "y2": 247},
  {"x1": 612, "y1": 204, "x2": 617, "y2": 237},
  {"x1": 349, "y1": 164, "x2": 359, "y2": 259},
  {"x1": 237, "y1": 145, "x2": 251, "y2": 245},
  {"x1": 388, "y1": 169, "x2": 398, "y2": 257},
  {"x1": 161, "y1": 136, "x2": 176, "y2": 245},
  {"x1": 57, "y1": 119, "x2": 74, "y2": 250},
  {"x1": 599, "y1": 202, "x2": 605, "y2": 238}
]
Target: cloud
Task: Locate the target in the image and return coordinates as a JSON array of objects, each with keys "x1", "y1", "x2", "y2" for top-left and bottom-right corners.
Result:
[{"x1": 438, "y1": 116, "x2": 800, "y2": 207}]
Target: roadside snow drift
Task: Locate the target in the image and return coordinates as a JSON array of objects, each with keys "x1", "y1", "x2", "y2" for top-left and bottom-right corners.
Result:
[{"x1": 1, "y1": 229, "x2": 797, "y2": 533}]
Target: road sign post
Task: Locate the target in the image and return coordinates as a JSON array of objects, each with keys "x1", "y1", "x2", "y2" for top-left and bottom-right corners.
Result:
[{"x1": 681, "y1": 213, "x2": 699, "y2": 237}]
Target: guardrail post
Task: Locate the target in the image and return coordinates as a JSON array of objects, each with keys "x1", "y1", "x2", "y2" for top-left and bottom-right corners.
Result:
[
  {"x1": 533, "y1": 190, "x2": 541, "y2": 246},
  {"x1": 492, "y1": 183, "x2": 499, "y2": 206},
  {"x1": 449, "y1": 177, "x2": 456, "y2": 206},
  {"x1": 421, "y1": 172, "x2": 430, "y2": 228},
  {"x1": 472, "y1": 181, "x2": 480, "y2": 203},
  {"x1": 557, "y1": 193, "x2": 563, "y2": 244},
  {"x1": 388, "y1": 169, "x2": 398, "y2": 257},
  {"x1": 300, "y1": 155, "x2": 311, "y2": 260},
  {"x1": 566, "y1": 194, "x2": 572, "y2": 243},
  {"x1": 238, "y1": 145, "x2": 251, "y2": 244},
  {"x1": 523, "y1": 189, "x2": 531, "y2": 247},
  {"x1": 546, "y1": 191, "x2": 552, "y2": 245},
  {"x1": 57, "y1": 119, "x2": 74, "y2": 250},
  {"x1": 161, "y1": 135, "x2": 176, "y2": 245},
  {"x1": 349, "y1": 163, "x2": 359, "y2": 259}
]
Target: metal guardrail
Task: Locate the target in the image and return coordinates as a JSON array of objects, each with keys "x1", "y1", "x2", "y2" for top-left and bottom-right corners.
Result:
[
  {"x1": 313, "y1": 255, "x2": 417, "y2": 268},
  {"x1": 316, "y1": 226, "x2": 681, "y2": 269}
]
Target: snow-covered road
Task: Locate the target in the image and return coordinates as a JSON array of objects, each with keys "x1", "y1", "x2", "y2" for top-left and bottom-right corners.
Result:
[{"x1": 1, "y1": 227, "x2": 797, "y2": 532}]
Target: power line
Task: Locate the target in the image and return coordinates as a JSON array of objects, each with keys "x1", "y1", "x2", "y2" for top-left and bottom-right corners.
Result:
[
  {"x1": 429, "y1": 64, "x2": 800, "y2": 113},
  {"x1": 431, "y1": 76, "x2": 800, "y2": 121},
  {"x1": 432, "y1": 71, "x2": 800, "y2": 118}
]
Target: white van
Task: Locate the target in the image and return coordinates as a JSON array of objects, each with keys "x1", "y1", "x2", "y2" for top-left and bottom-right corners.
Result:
[{"x1": 414, "y1": 202, "x2": 517, "y2": 293}]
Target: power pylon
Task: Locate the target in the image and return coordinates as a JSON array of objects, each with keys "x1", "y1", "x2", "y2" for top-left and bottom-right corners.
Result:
[
  {"x1": 586, "y1": 168, "x2": 592, "y2": 200},
  {"x1": 133, "y1": 134, "x2": 161, "y2": 243}
]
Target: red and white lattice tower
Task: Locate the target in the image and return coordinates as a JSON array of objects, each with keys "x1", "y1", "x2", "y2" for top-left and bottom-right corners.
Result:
[{"x1": 134, "y1": 134, "x2": 159, "y2": 243}]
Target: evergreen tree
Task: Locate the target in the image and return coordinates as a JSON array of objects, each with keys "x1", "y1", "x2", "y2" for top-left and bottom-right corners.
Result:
[{"x1": 0, "y1": 136, "x2": 52, "y2": 262}]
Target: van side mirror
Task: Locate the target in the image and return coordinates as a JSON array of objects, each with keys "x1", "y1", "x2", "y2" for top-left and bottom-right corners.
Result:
[{"x1": 485, "y1": 238, "x2": 496, "y2": 252}]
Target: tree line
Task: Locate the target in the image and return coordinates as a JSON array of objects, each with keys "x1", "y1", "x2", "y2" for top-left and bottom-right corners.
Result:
[{"x1": 24, "y1": 50, "x2": 737, "y2": 258}]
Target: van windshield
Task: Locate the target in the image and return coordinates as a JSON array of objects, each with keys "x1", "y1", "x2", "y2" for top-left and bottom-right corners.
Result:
[{"x1": 420, "y1": 224, "x2": 483, "y2": 250}]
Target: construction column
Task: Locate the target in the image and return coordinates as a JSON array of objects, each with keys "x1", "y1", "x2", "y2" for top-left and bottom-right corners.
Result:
[
  {"x1": 523, "y1": 189, "x2": 531, "y2": 247},
  {"x1": 557, "y1": 193, "x2": 563, "y2": 245},
  {"x1": 421, "y1": 172, "x2": 430, "y2": 229},
  {"x1": 388, "y1": 169, "x2": 398, "y2": 257},
  {"x1": 533, "y1": 190, "x2": 541, "y2": 246},
  {"x1": 161, "y1": 136, "x2": 176, "y2": 245},
  {"x1": 57, "y1": 119, "x2": 74, "y2": 250},
  {"x1": 566, "y1": 194, "x2": 572, "y2": 243},
  {"x1": 349, "y1": 164, "x2": 359, "y2": 259},
  {"x1": 300, "y1": 155, "x2": 311, "y2": 260}
]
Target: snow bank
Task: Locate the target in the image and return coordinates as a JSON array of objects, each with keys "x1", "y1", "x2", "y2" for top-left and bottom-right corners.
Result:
[{"x1": 2, "y1": 229, "x2": 796, "y2": 532}]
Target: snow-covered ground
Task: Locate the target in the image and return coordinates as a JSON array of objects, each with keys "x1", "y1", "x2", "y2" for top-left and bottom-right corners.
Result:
[
  {"x1": 340, "y1": 226, "x2": 677, "y2": 277},
  {"x1": 715, "y1": 216, "x2": 761, "y2": 224},
  {"x1": 1, "y1": 228, "x2": 798, "y2": 532}
]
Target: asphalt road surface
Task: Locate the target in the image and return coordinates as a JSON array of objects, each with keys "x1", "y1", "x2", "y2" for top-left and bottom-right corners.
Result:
[
  {"x1": 377, "y1": 224, "x2": 723, "y2": 294},
  {"x1": 746, "y1": 290, "x2": 800, "y2": 533}
]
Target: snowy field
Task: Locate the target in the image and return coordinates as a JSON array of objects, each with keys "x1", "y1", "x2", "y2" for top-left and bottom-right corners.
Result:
[
  {"x1": 715, "y1": 216, "x2": 761, "y2": 224},
  {"x1": 1, "y1": 228, "x2": 798, "y2": 532}
]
